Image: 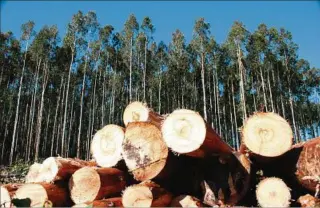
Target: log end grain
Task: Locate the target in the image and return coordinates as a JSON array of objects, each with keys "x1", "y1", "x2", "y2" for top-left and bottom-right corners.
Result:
[
  {"x1": 170, "y1": 195, "x2": 204, "y2": 207},
  {"x1": 1, "y1": 186, "x2": 11, "y2": 207},
  {"x1": 13, "y1": 184, "x2": 49, "y2": 207},
  {"x1": 242, "y1": 112, "x2": 293, "y2": 157},
  {"x1": 91, "y1": 124, "x2": 125, "y2": 167},
  {"x1": 25, "y1": 162, "x2": 43, "y2": 183},
  {"x1": 161, "y1": 109, "x2": 206, "y2": 154},
  {"x1": 256, "y1": 177, "x2": 291, "y2": 207},
  {"x1": 123, "y1": 101, "x2": 150, "y2": 126},
  {"x1": 122, "y1": 185, "x2": 153, "y2": 207}
]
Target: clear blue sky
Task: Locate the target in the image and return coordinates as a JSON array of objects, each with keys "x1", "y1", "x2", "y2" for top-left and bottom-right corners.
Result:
[{"x1": 1, "y1": 1, "x2": 320, "y2": 68}]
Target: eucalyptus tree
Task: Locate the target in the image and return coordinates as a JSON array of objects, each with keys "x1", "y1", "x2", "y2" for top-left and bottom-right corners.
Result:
[
  {"x1": 190, "y1": 18, "x2": 210, "y2": 121},
  {"x1": 155, "y1": 41, "x2": 168, "y2": 113},
  {"x1": 122, "y1": 14, "x2": 139, "y2": 102},
  {"x1": 9, "y1": 21, "x2": 35, "y2": 165}
]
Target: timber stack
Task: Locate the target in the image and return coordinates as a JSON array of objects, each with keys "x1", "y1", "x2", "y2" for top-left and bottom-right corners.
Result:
[{"x1": 1, "y1": 101, "x2": 319, "y2": 207}]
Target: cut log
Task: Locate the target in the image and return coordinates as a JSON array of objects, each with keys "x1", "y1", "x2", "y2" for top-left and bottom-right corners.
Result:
[
  {"x1": 13, "y1": 182, "x2": 71, "y2": 207},
  {"x1": 122, "y1": 181, "x2": 172, "y2": 207},
  {"x1": 298, "y1": 194, "x2": 320, "y2": 207},
  {"x1": 1, "y1": 184, "x2": 22, "y2": 207},
  {"x1": 122, "y1": 122, "x2": 169, "y2": 181},
  {"x1": 25, "y1": 162, "x2": 42, "y2": 183},
  {"x1": 72, "y1": 197, "x2": 123, "y2": 207},
  {"x1": 256, "y1": 177, "x2": 291, "y2": 207},
  {"x1": 242, "y1": 112, "x2": 293, "y2": 157},
  {"x1": 91, "y1": 124, "x2": 125, "y2": 167},
  {"x1": 295, "y1": 136, "x2": 320, "y2": 193},
  {"x1": 123, "y1": 101, "x2": 163, "y2": 129},
  {"x1": 170, "y1": 195, "x2": 204, "y2": 207},
  {"x1": 29, "y1": 157, "x2": 97, "y2": 183},
  {"x1": 69, "y1": 166, "x2": 126, "y2": 204},
  {"x1": 161, "y1": 109, "x2": 233, "y2": 157},
  {"x1": 201, "y1": 152, "x2": 251, "y2": 206}
]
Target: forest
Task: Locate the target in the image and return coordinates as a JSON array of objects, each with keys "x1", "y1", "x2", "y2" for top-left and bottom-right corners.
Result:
[{"x1": 1, "y1": 11, "x2": 319, "y2": 166}]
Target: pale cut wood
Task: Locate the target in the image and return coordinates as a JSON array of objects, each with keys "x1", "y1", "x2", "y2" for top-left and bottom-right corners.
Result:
[
  {"x1": 72, "y1": 197, "x2": 123, "y2": 207},
  {"x1": 69, "y1": 166, "x2": 126, "y2": 204},
  {"x1": 1, "y1": 186, "x2": 12, "y2": 207},
  {"x1": 13, "y1": 182, "x2": 71, "y2": 207},
  {"x1": 161, "y1": 109, "x2": 233, "y2": 157},
  {"x1": 256, "y1": 177, "x2": 291, "y2": 207},
  {"x1": 25, "y1": 162, "x2": 42, "y2": 183},
  {"x1": 123, "y1": 101, "x2": 163, "y2": 129},
  {"x1": 29, "y1": 157, "x2": 97, "y2": 183},
  {"x1": 122, "y1": 122, "x2": 169, "y2": 181},
  {"x1": 242, "y1": 112, "x2": 293, "y2": 157},
  {"x1": 122, "y1": 181, "x2": 172, "y2": 207},
  {"x1": 298, "y1": 194, "x2": 320, "y2": 207},
  {"x1": 295, "y1": 136, "x2": 320, "y2": 193},
  {"x1": 170, "y1": 195, "x2": 204, "y2": 207}
]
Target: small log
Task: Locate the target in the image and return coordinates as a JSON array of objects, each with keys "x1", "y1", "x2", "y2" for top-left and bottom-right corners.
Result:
[
  {"x1": 295, "y1": 137, "x2": 320, "y2": 193},
  {"x1": 13, "y1": 182, "x2": 71, "y2": 207},
  {"x1": 161, "y1": 109, "x2": 233, "y2": 157},
  {"x1": 201, "y1": 152, "x2": 251, "y2": 206},
  {"x1": 122, "y1": 181, "x2": 172, "y2": 207},
  {"x1": 69, "y1": 166, "x2": 126, "y2": 204},
  {"x1": 25, "y1": 162, "x2": 42, "y2": 183},
  {"x1": 72, "y1": 197, "x2": 123, "y2": 207},
  {"x1": 298, "y1": 194, "x2": 320, "y2": 207},
  {"x1": 29, "y1": 157, "x2": 97, "y2": 183},
  {"x1": 256, "y1": 177, "x2": 291, "y2": 207},
  {"x1": 241, "y1": 112, "x2": 293, "y2": 158},
  {"x1": 91, "y1": 124, "x2": 125, "y2": 167},
  {"x1": 122, "y1": 122, "x2": 169, "y2": 181},
  {"x1": 170, "y1": 195, "x2": 205, "y2": 207},
  {"x1": 123, "y1": 101, "x2": 163, "y2": 129}
]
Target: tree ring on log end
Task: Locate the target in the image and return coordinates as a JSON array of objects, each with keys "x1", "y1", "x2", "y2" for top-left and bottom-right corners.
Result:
[
  {"x1": 123, "y1": 102, "x2": 149, "y2": 126},
  {"x1": 14, "y1": 184, "x2": 48, "y2": 207},
  {"x1": 69, "y1": 167, "x2": 101, "y2": 204},
  {"x1": 242, "y1": 112, "x2": 293, "y2": 157},
  {"x1": 122, "y1": 185, "x2": 153, "y2": 207},
  {"x1": 162, "y1": 109, "x2": 206, "y2": 154},
  {"x1": 91, "y1": 124, "x2": 124, "y2": 167},
  {"x1": 256, "y1": 177, "x2": 291, "y2": 207}
]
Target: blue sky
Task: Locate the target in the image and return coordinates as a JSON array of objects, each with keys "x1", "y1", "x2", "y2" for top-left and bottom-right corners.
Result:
[{"x1": 1, "y1": 1, "x2": 320, "y2": 68}]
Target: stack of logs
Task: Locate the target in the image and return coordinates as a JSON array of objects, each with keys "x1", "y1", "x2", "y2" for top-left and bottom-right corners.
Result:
[{"x1": 1, "y1": 101, "x2": 319, "y2": 207}]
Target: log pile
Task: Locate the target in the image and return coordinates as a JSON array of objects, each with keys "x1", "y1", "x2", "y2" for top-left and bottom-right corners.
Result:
[{"x1": 1, "y1": 102, "x2": 319, "y2": 207}]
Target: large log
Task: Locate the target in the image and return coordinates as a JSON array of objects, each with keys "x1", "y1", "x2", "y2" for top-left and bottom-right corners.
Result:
[
  {"x1": 256, "y1": 177, "x2": 291, "y2": 207},
  {"x1": 123, "y1": 101, "x2": 164, "y2": 129},
  {"x1": 122, "y1": 181, "x2": 172, "y2": 207},
  {"x1": 170, "y1": 195, "x2": 205, "y2": 207},
  {"x1": 0, "y1": 184, "x2": 22, "y2": 207},
  {"x1": 161, "y1": 109, "x2": 233, "y2": 157},
  {"x1": 122, "y1": 122, "x2": 169, "y2": 181},
  {"x1": 69, "y1": 166, "x2": 126, "y2": 204},
  {"x1": 72, "y1": 197, "x2": 123, "y2": 207},
  {"x1": 91, "y1": 124, "x2": 125, "y2": 167},
  {"x1": 201, "y1": 152, "x2": 251, "y2": 206},
  {"x1": 13, "y1": 182, "x2": 71, "y2": 207},
  {"x1": 27, "y1": 157, "x2": 97, "y2": 183},
  {"x1": 295, "y1": 136, "x2": 320, "y2": 193},
  {"x1": 241, "y1": 112, "x2": 293, "y2": 158}
]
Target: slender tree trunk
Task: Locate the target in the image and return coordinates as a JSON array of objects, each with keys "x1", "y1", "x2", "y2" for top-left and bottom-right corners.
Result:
[
  {"x1": 62, "y1": 42, "x2": 75, "y2": 157},
  {"x1": 231, "y1": 81, "x2": 239, "y2": 149},
  {"x1": 158, "y1": 64, "x2": 162, "y2": 114},
  {"x1": 143, "y1": 38, "x2": 147, "y2": 101},
  {"x1": 35, "y1": 62, "x2": 49, "y2": 161},
  {"x1": 201, "y1": 53, "x2": 207, "y2": 121},
  {"x1": 67, "y1": 90, "x2": 75, "y2": 157},
  {"x1": 43, "y1": 108, "x2": 50, "y2": 157},
  {"x1": 9, "y1": 41, "x2": 29, "y2": 165},
  {"x1": 129, "y1": 37, "x2": 133, "y2": 102},
  {"x1": 259, "y1": 65, "x2": 268, "y2": 111},
  {"x1": 236, "y1": 42, "x2": 247, "y2": 121},
  {"x1": 215, "y1": 69, "x2": 221, "y2": 135},
  {"x1": 267, "y1": 65, "x2": 275, "y2": 112}
]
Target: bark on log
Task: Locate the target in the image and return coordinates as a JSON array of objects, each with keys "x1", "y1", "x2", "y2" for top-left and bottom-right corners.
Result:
[
  {"x1": 241, "y1": 112, "x2": 293, "y2": 158},
  {"x1": 201, "y1": 152, "x2": 251, "y2": 206},
  {"x1": 69, "y1": 166, "x2": 126, "y2": 204},
  {"x1": 25, "y1": 162, "x2": 42, "y2": 183},
  {"x1": 27, "y1": 157, "x2": 97, "y2": 183},
  {"x1": 298, "y1": 194, "x2": 320, "y2": 207},
  {"x1": 295, "y1": 137, "x2": 320, "y2": 193},
  {"x1": 256, "y1": 177, "x2": 291, "y2": 207},
  {"x1": 123, "y1": 101, "x2": 163, "y2": 129},
  {"x1": 91, "y1": 124, "x2": 125, "y2": 167},
  {"x1": 0, "y1": 184, "x2": 22, "y2": 207},
  {"x1": 122, "y1": 122, "x2": 169, "y2": 181},
  {"x1": 13, "y1": 182, "x2": 72, "y2": 207},
  {"x1": 72, "y1": 197, "x2": 123, "y2": 207},
  {"x1": 170, "y1": 195, "x2": 205, "y2": 207},
  {"x1": 122, "y1": 181, "x2": 172, "y2": 207},
  {"x1": 161, "y1": 109, "x2": 233, "y2": 158}
]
